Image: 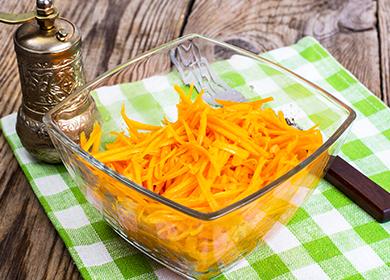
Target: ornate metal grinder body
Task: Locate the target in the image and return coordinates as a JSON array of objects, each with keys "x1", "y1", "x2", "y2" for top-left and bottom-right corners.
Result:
[{"x1": 0, "y1": 0, "x2": 93, "y2": 163}]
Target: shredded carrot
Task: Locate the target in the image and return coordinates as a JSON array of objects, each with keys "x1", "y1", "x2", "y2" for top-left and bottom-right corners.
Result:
[{"x1": 80, "y1": 84, "x2": 324, "y2": 277}]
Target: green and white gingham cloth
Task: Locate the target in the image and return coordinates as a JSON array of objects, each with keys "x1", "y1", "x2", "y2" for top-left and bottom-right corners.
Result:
[{"x1": 1, "y1": 37, "x2": 389, "y2": 280}]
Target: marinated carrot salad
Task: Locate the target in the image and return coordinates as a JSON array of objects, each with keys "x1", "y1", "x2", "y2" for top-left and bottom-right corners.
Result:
[
  {"x1": 81, "y1": 84, "x2": 322, "y2": 212},
  {"x1": 80, "y1": 84, "x2": 323, "y2": 275}
]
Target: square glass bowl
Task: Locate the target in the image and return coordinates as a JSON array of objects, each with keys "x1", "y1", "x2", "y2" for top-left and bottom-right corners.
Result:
[{"x1": 43, "y1": 34, "x2": 355, "y2": 279}]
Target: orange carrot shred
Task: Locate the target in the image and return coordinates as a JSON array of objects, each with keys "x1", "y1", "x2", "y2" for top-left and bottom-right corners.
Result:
[
  {"x1": 80, "y1": 84, "x2": 323, "y2": 273},
  {"x1": 81, "y1": 84, "x2": 322, "y2": 212}
]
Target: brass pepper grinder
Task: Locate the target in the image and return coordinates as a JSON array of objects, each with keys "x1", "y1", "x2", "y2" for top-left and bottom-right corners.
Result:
[{"x1": 0, "y1": 0, "x2": 95, "y2": 163}]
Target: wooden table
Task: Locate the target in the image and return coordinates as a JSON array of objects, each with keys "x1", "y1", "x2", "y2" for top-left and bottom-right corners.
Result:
[{"x1": 0, "y1": 0, "x2": 389, "y2": 279}]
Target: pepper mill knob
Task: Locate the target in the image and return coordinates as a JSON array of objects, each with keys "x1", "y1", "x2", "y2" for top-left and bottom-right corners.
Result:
[
  {"x1": 36, "y1": 0, "x2": 58, "y2": 30},
  {"x1": 37, "y1": 0, "x2": 52, "y2": 9}
]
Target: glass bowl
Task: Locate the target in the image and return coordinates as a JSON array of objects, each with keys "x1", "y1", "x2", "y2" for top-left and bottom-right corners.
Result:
[{"x1": 43, "y1": 34, "x2": 355, "y2": 279}]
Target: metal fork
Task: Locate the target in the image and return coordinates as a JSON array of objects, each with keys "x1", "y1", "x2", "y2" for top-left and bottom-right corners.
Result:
[
  {"x1": 170, "y1": 40, "x2": 390, "y2": 222},
  {"x1": 170, "y1": 40, "x2": 246, "y2": 106}
]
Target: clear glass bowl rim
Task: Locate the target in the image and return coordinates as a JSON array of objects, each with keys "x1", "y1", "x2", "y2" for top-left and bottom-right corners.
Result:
[{"x1": 43, "y1": 33, "x2": 356, "y2": 221}]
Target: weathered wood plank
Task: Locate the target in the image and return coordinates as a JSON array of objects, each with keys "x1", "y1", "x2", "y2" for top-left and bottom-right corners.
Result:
[
  {"x1": 0, "y1": 0, "x2": 32, "y2": 117},
  {"x1": 0, "y1": 0, "x2": 190, "y2": 279},
  {"x1": 378, "y1": 0, "x2": 390, "y2": 105},
  {"x1": 0, "y1": 0, "x2": 388, "y2": 279},
  {"x1": 184, "y1": 0, "x2": 381, "y2": 97}
]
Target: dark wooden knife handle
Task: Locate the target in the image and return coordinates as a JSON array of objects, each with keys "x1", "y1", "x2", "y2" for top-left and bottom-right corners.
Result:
[{"x1": 325, "y1": 156, "x2": 390, "y2": 223}]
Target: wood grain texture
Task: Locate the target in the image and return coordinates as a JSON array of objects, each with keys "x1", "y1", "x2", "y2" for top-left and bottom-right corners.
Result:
[
  {"x1": 183, "y1": 0, "x2": 382, "y2": 97},
  {"x1": 378, "y1": 0, "x2": 390, "y2": 105},
  {"x1": 0, "y1": 0, "x2": 389, "y2": 279}
]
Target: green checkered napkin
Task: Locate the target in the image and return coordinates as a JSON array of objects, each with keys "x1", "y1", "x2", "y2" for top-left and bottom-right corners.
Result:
[{"x1": 1, "y1": 37, "x2": 389, "y2": 280}]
